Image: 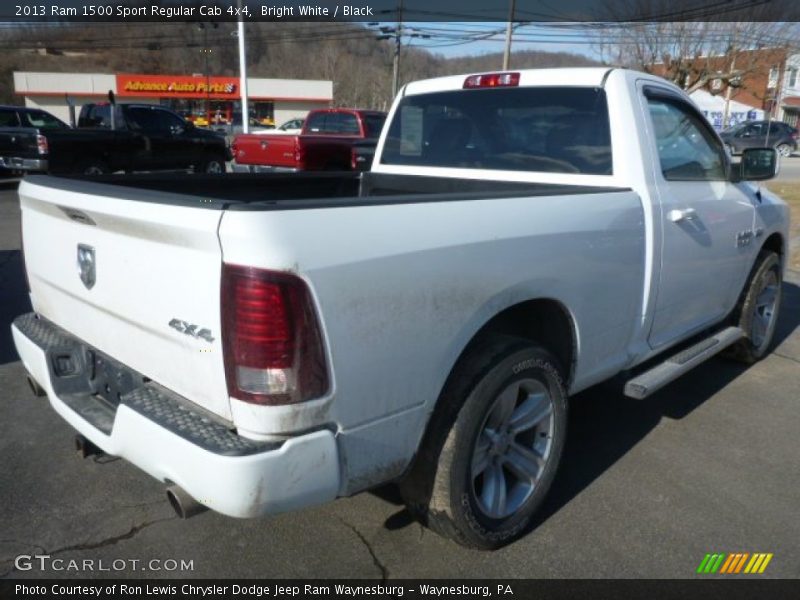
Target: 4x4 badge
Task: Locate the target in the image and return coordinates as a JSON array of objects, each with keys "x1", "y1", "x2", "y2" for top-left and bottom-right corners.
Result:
[
  {"x1": 77, "y1": 244, "x2": 96, "y2": 289},
  {"x1": 168, "y1": 319, "x2": 215, "y2": 343}
]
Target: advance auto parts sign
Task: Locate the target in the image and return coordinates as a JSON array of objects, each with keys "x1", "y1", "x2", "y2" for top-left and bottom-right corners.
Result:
[{"x1": 116, "y1": 74, "x2": 238, "y2": 99}]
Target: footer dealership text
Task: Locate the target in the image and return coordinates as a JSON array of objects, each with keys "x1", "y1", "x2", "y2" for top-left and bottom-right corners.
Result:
[{"x1": 14, "y1": 584, "x2": 508, "y2": 598}]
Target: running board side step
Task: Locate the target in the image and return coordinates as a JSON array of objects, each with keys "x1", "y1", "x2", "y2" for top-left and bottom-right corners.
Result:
[{"x1": 624, "y1": 327, "x2": 744, "y2": 399}]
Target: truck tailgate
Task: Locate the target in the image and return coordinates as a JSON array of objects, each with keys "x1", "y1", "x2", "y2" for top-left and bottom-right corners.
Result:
[
  {"x1": 0, "y1": 128, "x2": 39, "y2": 156},
  {"x1": 18, "y1": 177, "x2": 231, "y2": 420},
  {"x1": 233, "y1": 133, "x2": 298, "y2": 168}
]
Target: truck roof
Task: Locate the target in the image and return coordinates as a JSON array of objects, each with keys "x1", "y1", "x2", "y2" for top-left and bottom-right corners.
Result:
[
  {"x1": 307, "y1": 108, "x2": 387, "y2": 116},
  {"x1": 403, "y1": 67, "x2": 616, "y2": 96}
]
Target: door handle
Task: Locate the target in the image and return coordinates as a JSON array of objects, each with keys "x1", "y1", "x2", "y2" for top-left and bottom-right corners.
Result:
[{"x1": 667, "y1": 208, "x2": 697, "y2": 223}]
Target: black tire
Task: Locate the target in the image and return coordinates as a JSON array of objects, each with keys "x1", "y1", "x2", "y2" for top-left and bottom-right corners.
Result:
[
  {"x1": 77, "y1": 159, "x2": 109, "y2": 175},
  {"x1": 727, "y1": 251, "x2": 782, "y2": 364},
  {"x1": 195, "y1": 155, "x2": 226, "y2": 174},
  {"x1": 400, "y1": 336, "x2": 568, "y2": 549}
]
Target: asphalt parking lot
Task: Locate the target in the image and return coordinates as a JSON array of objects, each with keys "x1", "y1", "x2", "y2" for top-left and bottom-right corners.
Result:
[{"x1": 1, "y1": 180, "x2": 799, "y2": 580}]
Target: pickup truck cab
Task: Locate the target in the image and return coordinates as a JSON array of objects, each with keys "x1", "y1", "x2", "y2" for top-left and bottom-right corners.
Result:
[
  {"x1": 0, "y1": 103, "x2": 230, "y2": 175},
  {"x1": 232, "y1": 108, "x2": 386, "y2": 171},
  {"x1": 12, "y1": 68, "x2": 788, "y2": 549}
]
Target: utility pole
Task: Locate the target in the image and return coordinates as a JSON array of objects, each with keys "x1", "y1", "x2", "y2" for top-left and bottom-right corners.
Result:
[
  {"x1": 392, "y1": 0, "x2": 404, "y2": 98},
  {"x1": 237, "y1": 0, "x2": 250, "y2": 134},
  {"x1": 503, "y1": 0, "x2": 516, "y2": 70},
  {"x1": 198, "y1": 22, "x2": 217, "y2": 124},
  {"x1": 370, "y1": 5, "x2": 428, "y2": 101}
]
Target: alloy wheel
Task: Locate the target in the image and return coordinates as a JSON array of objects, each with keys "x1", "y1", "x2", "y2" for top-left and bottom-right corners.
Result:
[{"x1": 470, "y1": 378, "x2": 555, "y2": 520}]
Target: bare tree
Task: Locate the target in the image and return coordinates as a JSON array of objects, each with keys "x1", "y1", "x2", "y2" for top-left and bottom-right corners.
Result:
[{"x1": 597, "y1": 20, "x2": 797, "y2": 94}]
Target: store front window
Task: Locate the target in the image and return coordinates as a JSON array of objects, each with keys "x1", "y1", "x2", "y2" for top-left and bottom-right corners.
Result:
[{"x1": 161, "y1": 98, "x2": 236, "y2": 127}]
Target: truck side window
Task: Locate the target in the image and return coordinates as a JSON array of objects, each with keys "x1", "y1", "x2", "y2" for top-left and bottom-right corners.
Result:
[
  {"x1": 155, "y1": 109, "x2": 185, "y2": 133},
  {"x1": 126, "y1": 107, "x2": 161, "y2": 132},
  {"x1": 648, "y1": 97, "x2": 726, "y2": 181}
]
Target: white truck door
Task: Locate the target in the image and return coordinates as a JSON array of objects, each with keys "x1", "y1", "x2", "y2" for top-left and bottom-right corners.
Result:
[{"x1": 642, "y1": 87, "x2": 757, "y2": 350}]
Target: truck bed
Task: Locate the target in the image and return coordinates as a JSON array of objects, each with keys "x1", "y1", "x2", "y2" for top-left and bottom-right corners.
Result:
[{"x1": 28, "y1": 172, "x2": 629, "y2": 209}]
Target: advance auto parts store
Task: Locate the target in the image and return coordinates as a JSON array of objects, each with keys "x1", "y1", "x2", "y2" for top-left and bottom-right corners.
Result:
[{"x1": 13, "y1": 71, "x2": 333, "y2": 128}]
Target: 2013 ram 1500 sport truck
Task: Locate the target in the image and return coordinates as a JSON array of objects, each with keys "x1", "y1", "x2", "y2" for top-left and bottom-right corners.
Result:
[{"x1": 11, "y1": 68, "x2": 789, "y2": 549}]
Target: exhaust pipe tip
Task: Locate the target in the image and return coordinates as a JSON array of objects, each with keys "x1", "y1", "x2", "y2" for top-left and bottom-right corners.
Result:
[
  {"x1": 26, "y1": 374, "x2": 46, "y2": 397},
  {"x1": 74, "y1": 434, "x2": 103, "y2": 459},
  {"x1": 166, "y1": 485, "x2": 207, "y2": 519}
]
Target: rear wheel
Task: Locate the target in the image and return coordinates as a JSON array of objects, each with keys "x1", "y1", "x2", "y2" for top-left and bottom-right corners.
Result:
[
  {"x1": 400, "y1": 336, "x2": 568, "y2": 549},
  {"x1": 77, "y1": 159, "x2": 109, "y2": 175},
  {"x1": 727, "y1": 251, "x2": 782, "y2": 363},
  {"x1": 195, "y1": 155, "x2": 226, "y2": 174},
  {"x1": 776, "y1": 143, "x2": 792, "y2": 158}
]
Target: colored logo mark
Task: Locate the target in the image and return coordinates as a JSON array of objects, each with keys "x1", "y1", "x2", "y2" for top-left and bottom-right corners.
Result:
[{"x1": 697, "y1": 553, "x2": 773, "y2": 574}]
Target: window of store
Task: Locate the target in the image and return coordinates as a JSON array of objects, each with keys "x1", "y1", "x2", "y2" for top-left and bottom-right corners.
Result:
[
  {"x1": 252, "y1": 102, "x2": 275, "y2": 126},
  {"x1": 768, "y1": 67, "x2": 779, "y2": 89},
  {"x1": 788, "y1": 68, "x2": 798, "y2": 89}
]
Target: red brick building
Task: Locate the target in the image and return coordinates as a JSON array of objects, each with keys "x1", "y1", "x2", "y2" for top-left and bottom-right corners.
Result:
[{"x1": 651, "y1": 48, "x2": 800, "y2": 126}]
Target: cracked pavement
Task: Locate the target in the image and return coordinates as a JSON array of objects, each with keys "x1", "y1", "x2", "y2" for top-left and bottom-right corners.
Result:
[{"x1": 1, "y1": 183, "x2": 799, "y2": 579}]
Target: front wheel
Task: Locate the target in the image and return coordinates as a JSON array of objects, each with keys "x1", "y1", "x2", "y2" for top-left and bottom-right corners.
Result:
[
  {"x1": 400, "y1": 337, "x2": 568, "y2": 549},
  {"x1": 727, "y1": 251, "x2": 782, "y2": 363},
  {"x1": 776, "y1": 143, "x2": 793, "y2": 158}
]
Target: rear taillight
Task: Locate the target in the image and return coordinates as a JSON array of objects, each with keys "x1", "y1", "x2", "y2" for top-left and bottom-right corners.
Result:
[
  {"x1": 36, "y1": 134, "x2": 48, "y2": 156},
  {"x1": 294, "y1": 139, "x2": 306, "y2": 168},
  {"x1": 463, "y1": 72, "x2": 520, "y2": 89},
  {"x1": 350, "y1": 147, "x2": 360, "y2": 170},
  {"x1": 221, "y1": 264, "x2": 328, "y2": 405}
]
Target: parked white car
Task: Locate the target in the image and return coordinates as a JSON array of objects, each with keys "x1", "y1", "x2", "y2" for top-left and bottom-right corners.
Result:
[
  {"x1": 12, "y1": 68, "x2": 788, "y2": 549},
  {"x1": 251, "y1": 118, "x2": 305, "y2": 135}
]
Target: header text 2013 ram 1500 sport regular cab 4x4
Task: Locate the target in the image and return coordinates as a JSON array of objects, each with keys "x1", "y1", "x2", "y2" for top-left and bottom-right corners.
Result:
[{"x1": 11, "y1": 68, "x2": 789, "y2": 549}]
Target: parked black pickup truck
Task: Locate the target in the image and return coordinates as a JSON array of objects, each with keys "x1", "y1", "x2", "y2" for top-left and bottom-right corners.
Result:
[
  {"x1": 0, "y1": 105, "x2": 68, "y2": 173},
  {"x1": 0, "y1": 103, "x2": 230, "y2": 175}
]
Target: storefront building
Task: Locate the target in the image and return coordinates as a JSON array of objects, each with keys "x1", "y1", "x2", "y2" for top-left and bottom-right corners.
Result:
[{"x1": 13, "y1": 71, "x2": 333, "y2": 128}]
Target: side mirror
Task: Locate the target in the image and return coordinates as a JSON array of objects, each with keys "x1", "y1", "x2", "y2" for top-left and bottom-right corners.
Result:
[{"x1": 736, "y1": 147, "x2": 778, "y2": 182}]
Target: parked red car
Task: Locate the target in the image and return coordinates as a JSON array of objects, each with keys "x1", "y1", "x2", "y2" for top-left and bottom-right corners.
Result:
[{"x1": 232, "y1": 108, "x2": 386, "y2": 172}]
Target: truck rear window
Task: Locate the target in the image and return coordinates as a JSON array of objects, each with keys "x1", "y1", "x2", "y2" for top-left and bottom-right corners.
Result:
[
  {"x1": 21, "y1": 110, "x2": 66, "y2": 129},
  {"x1": 306, "y1": 112, "x2": 360, "y2": 135},
  {"x1": 0, "y1": 109, "x2": 20, "y2": 127},
  {"x1": 380, "y1": 87, "x2": 612, "y2": 175}
]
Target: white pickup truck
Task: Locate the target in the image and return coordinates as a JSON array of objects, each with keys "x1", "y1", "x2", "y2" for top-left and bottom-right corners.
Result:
[{"x1": 12, "y1": 68, "x2": 788, "y2": 549}]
